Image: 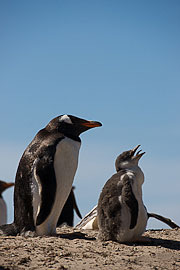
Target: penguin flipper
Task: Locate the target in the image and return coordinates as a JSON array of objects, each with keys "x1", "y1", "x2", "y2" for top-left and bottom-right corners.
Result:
[
  {"x1": 148, "y1": 212, "x2": 180, "y2": 229},
  {"x1": 121, "y1": 174, "x2": 139, "y2": 230},
  {"x1": 33, "y1": 156, "x2": 57, "y2": 226},
  {"x1": 71, "y1": 187, "x2": 82, "y2": 219}
]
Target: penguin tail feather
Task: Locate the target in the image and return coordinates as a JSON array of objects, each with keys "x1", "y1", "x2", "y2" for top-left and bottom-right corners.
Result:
[
  {"x1": 0, "y1": 223, "x2": 19, "y2": 236},
  {"x1": 148, "y1": 212, "x2": 180, "y2": 229}
]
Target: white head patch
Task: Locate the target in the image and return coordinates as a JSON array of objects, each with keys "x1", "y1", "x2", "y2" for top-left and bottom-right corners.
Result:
[{"x1": 59, "y1": 115, "x2": 72, "y2": 124}]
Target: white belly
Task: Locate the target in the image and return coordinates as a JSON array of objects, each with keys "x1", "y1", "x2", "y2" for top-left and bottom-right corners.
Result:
[
  {"x1": 0, "y1": 198, "x2": 7, "y2": 225},
  {"x1": 116, "y1": 202, "x2": 147, "y2": 242},
  {"x1": 36, "y1": 137, "x2": 81, "y2": 235},
  {"x1": 130, "y1": 175, "x2": 148, "y2": 239},
  {"x1": 117, "y1": 172, "x2": 148, "y2": 242}
]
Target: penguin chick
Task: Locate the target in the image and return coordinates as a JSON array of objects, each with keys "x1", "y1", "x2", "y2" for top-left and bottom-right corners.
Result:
[
  {"x1": 57, "y1": 186, "x2": 82, "y2": 227},
  {"x1": 97, "y1": 145, "x2": 147, "y2": 243},
  {"x1": 0, "y1": 180, "x2": 14, "y2": 225},
  {"x1": 0, "y1": 115, "x2": 102, "y2": 236}
]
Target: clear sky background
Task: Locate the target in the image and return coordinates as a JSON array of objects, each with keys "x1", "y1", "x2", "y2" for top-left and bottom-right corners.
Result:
[{"x1": 0, "y1": 0, "x2": 179, "y2": 229}]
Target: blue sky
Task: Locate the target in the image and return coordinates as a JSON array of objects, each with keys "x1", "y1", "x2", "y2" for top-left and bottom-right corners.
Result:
[{"x1": 0, "y1": 0, "x2": 180, "y2": 229}]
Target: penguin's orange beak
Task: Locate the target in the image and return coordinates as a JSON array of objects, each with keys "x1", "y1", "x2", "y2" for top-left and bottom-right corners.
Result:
[
  {"x1": 3, "y1": 182, "x2": 14, "y2": 190},
  {"x1": 80, "y1": 121, "x2": 102, "y2": 128}
]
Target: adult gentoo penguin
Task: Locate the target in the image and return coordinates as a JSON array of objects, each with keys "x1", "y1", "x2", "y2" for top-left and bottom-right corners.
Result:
[
  {"x1": 97, "y1": 145, "x2": 148, "y2": 243},
  {"x1": 0, "y1": 180, "x2": 14, "y2": 225},
  {"x1": 0, "y1": 114, "x2": 102, "y2": 236},
  {"x1": 57, "y1": 186, "x2": 82, "y2": 227}
]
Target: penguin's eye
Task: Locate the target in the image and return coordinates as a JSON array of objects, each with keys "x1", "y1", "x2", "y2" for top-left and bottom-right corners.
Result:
[{"x1": 59, "y1": 115, "x2": 72, "y2": 124}]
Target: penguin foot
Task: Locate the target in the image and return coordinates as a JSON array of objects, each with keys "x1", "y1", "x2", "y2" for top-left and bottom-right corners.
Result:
[
  {"x1": 20, "y1": 230, "x2": 37, "y2": 237},
  {"x1": 0, "y1": 223, "x2": 19, "y2": 236},
  {"x1": 98, "y1": 231, "x2": 115, "y2": 242},
  {"x1": 98, "y1": 230, "x2": 152, "y2": 244}
]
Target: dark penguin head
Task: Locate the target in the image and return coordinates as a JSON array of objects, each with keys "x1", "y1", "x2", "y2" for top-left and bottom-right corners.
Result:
[
  {"x1": 0, "y1": 180, "x2": 14, "y2": 198},
  {"x1": 45, "y1": 114, "x2": 102, "y2": 139},
  {"x1": 115, "y1": 145, "x2": 145, "y2": 172}
]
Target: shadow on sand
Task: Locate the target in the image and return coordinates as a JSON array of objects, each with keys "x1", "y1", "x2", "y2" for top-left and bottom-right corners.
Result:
[
  {"x1": 58, "y1": 231, "x2": 96, "y2": 241},
  {"x1": 57, "y1": 230, "x2": 180, "y2": 251},
  {"x1": 126, "y1": 236, "x2": 180, "y2": 251}
]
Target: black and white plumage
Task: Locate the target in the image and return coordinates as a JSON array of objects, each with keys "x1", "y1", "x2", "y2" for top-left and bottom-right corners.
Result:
[
  {"x1": 0, "y1": 114, "x2": 102, "y2": 236},
  {"x1": 0, "y1": 180, "x2": 14, "y2": 225},
  {"x1": 75, "y1": 205, "x2": 98, "y2": 230},
  {"x1": 57, "y1": 186, "x2": 82, "y2": 227},
  {"x1": 97, "y1": 145, "x2": 148, "y2": 243}
]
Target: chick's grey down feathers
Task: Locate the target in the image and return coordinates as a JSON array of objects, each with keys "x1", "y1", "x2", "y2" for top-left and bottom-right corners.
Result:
[{"x1": 98, "y1": 170, "x2": 138, "y2": 241}]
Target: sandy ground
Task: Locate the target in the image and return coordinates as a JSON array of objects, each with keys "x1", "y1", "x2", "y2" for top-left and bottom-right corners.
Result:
[{"x1": 0, "y1": 227, "x2": 179, "y2": 270}]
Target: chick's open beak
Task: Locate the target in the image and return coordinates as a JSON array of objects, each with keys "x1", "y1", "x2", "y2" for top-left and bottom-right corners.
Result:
[
  {"x1": 131, "y1": 145, "x2": 145, "y2": 160},
  {"x1": 132, "y1": 145, "x2": 141, "y2": 154}
]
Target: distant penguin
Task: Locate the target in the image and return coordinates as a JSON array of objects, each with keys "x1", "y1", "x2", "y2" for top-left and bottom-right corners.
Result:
[
  {"x1": 57, "y1": 186, "x2": 82, "y2": 227},
  {"x1": 0, "y1": 180, "x2": 14, "y2": 225},
  {"x1": 0, "y1": 115, "x2": 102, "y2": 236},
  {"x1": 75, "y1": 205, "x2": 98, "y2": 230},
  {"x1": 97, "y1": 145, "x2": 148, "y2": 243}
]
